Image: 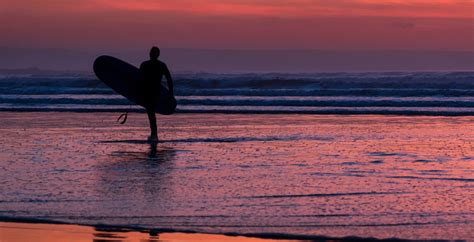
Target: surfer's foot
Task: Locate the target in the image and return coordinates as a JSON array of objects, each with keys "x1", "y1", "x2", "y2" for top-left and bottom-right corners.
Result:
[{"x1": 147, "y1": 135, "x2": 158, "y2": 142}]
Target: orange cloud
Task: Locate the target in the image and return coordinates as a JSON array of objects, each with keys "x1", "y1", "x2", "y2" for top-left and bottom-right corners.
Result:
[
  {"x1": 90, "y1": 0, "x2": 473, "y2": 18},
  {"x1": 2, "y1": 0, "x2": 471, "y2": 18},
  {"x1": 0, "y1": 0, "x2": 472, "y2": 51}
]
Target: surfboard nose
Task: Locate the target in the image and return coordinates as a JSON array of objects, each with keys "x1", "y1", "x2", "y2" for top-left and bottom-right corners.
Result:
[{"x1": 93, "y1": 55, "x2": 112, "y2": 75}]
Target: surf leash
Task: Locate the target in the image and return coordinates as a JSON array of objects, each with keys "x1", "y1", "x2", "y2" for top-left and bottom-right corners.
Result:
[
  {"x1": 117, "y1": 112, "x2": 128, "y2": 124},
  {"x1": 116, "y1": 103, "x2": 134, "y2": 125}
]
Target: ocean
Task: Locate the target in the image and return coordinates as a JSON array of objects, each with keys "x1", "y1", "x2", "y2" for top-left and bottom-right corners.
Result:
[
  {"x1": 1, "y1": 72, "x2": 474, "y2": 115},
  {"x1": 0, "y1": 72, "x2": 473, "y2": 240}
]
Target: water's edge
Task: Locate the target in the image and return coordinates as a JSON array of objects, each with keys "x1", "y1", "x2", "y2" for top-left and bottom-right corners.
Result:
[{"x1": 0, "y1": 216, "x2": 422, "y2": 241}]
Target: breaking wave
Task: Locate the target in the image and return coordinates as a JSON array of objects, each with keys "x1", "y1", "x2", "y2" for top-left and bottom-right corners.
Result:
[{"x1": 0, "y1": 72, "x2": 473, "y2": 115}]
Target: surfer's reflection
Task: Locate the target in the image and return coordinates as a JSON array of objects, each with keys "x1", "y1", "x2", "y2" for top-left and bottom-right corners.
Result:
[
  {"x1": 91, "y1": 144, "x2": 177, "y2": 242},
  {"x1": 93, "y1": 229, "x2": 160, "y2": 242},
  {"x1": 149, "y1": 142, "x2": 159, "y2": 158},
  {"x1": 96, "y1": 143, "x2": 177, "y2": 204}
]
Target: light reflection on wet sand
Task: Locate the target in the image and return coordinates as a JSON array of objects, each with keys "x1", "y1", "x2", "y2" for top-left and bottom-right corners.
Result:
[
  {"x1": 0, "y1": 112, "x2": 473, "y2": 240},
  {"x1": 1, "y1": 222, "x2": 297, "y2": 242}
]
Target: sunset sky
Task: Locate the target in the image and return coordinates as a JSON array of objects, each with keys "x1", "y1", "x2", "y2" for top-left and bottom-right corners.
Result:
[{"x1": 1, "y1": 0, "x2": 473, "y2": 51}]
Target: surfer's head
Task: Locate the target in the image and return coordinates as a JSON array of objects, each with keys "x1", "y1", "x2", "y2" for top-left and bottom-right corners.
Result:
[{"x1": 149, "y1": 46, "x2": 160, "y2": 60}]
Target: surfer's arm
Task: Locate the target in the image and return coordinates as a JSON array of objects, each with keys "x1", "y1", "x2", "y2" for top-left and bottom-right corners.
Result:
[{"x1": 164, "y1": 64, "x2": 174, "y2": 94}]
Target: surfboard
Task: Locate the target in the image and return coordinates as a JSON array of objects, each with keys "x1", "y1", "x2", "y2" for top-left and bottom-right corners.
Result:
[{"x1": 93, "y1": 55, "x2": 177, "y2": 115}]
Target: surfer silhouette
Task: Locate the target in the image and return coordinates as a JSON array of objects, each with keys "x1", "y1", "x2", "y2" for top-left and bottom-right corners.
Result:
[{"x1": 140, "y1": 46, "x2": 174, "y2": 142}]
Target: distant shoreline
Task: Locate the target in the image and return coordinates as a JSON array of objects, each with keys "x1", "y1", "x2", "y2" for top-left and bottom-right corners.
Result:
[{"x1": 1, "y1": 68, "x2": 474, "y2": 76}]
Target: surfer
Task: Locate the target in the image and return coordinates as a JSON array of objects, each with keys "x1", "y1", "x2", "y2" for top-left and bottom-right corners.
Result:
[{"x1": 140, "y1": 46, "x2": 174, "y2": 142}]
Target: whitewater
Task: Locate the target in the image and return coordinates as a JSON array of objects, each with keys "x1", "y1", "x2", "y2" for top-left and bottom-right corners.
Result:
[{"x1": 0, "y1": 72, "x2": 473, "y2": 115}]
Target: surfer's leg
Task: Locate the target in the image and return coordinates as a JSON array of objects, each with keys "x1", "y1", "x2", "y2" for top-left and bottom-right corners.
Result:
[{"x1": 146, "y1": 107, "x2": 158, "y2": 140}]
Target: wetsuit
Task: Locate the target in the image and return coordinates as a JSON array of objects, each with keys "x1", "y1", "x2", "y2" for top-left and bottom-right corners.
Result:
[{"x1": 139, "y1": 59, "x2": 173, "y2": 138}]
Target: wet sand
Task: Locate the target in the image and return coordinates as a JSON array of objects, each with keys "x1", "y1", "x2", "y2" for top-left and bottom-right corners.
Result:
[
  {"x1": 1, "y1": 112, "x2": 473, "y2": 240},
  {"x1": 0, "y1": 222, "x2": 304, "y2": 242}
]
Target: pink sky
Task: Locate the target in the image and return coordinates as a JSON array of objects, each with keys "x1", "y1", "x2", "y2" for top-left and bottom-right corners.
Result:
[{"x1": 0, "y1": 0, "x2": 473, "y2": 51}]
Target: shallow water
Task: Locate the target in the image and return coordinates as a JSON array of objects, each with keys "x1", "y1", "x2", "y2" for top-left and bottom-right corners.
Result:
[{"x1": 0, "y1": 113, "x2": 473, "y2": 240}]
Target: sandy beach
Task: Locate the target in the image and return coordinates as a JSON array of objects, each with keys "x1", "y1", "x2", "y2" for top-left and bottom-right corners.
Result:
[{"x1": 1, "y1": 112, "x2": 473, "y2": 241}]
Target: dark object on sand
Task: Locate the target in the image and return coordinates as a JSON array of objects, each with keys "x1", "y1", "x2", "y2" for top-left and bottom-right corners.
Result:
[{"x1": 93, "y1": 55, "x2": 177, "y2": 115}]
